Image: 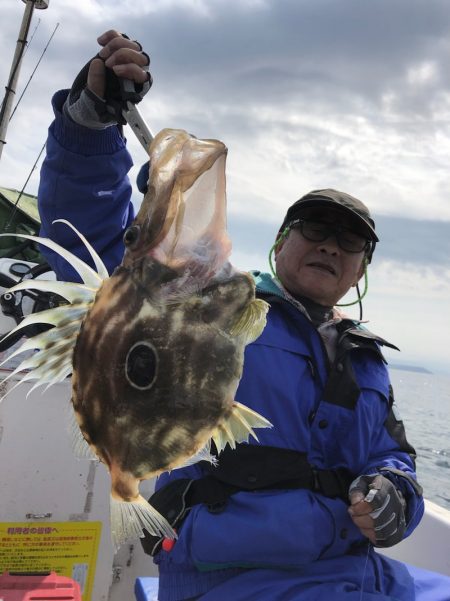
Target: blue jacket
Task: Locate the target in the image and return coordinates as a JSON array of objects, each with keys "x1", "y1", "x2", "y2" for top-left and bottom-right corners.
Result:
[
  {"x1": 38, "y1": 92, "x2": 426, "y2": 601},
  {"x1": 152, "y1": 274, "x2": 423, "y2": 600},
  {"x1": 38, "y1": 90, "x2": 135, "y2": 281}
]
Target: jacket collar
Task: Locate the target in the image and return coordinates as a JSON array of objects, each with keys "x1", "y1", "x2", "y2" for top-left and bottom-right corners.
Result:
[{"x1": 251, "y1": 271, "x2": 399, "y2": 351}]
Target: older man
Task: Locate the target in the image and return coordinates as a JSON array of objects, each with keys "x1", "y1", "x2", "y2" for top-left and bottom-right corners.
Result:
[{"x1": 37, "y1": 30, "x2": 450, "y2": 601}]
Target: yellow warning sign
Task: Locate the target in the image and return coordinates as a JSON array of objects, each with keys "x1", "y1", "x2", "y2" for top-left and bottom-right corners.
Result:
[{"x1": 0, "y1": 521, "x2": 102, "y2": 601}]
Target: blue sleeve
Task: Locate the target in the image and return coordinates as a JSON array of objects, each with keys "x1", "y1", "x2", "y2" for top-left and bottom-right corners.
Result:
[{"x1": 37, "y1": 90, "x2": 135, "y2": 280}]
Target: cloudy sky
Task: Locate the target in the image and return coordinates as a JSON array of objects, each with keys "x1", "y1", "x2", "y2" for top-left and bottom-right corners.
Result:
[{"x1": 1, "y1": 0, "x2": 449, "y2": 373}]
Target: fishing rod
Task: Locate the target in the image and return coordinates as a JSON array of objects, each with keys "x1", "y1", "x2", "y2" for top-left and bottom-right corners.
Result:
[
  {"x1": 0, "y1": 0, "x2": 50, "y2": 161},
  {"x1": 10, "y1": 21, "x2": 60, "y2": 122}
]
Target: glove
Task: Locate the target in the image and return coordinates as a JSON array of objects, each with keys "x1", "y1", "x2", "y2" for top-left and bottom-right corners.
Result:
[
  {"x1": 64, "y1": 32, "x2": 152, "y2": 129},
  {"x1": 136, "y1": 162, "x2": 150, "y2": 194},
  {"x1": 348, "y1": 473, "x2": 407, "y2": 548}
]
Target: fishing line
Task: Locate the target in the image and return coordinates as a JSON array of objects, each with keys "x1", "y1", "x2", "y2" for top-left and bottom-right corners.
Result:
[
  {"x1": 3, "y1": 22, "x2": 59, "y2": 234},
  {"x1": 22, "y1": 17, "x2": 41, "y2": 59},
  {"x1": 9, "y1": 22, "x2": 60, "y2": 122},
  {"x1": 358, "y1": 494, "x2": 426, "y2": 599},
  {"x1": 358, "y1": 541, "x2": 372, "y2": 601},
  {"x1": 3, "y1": 140, "x2": 46, "y2": 233}
]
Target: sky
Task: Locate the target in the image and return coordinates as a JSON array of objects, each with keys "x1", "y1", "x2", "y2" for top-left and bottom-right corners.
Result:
[{"x1": 0, "y1": 0, "x2": 449, "y2": 373}]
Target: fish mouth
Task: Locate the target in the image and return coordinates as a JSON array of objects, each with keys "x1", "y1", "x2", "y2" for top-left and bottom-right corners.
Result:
[
  {"x1": 307, "y1": 261, "x2": 337, "y2": 276},
  {"x1": 125, "y1": 129, "x2": 230, "y2": 276}
]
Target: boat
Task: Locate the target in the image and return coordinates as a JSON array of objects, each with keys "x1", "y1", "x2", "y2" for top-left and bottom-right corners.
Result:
[
  {"x1": 0, "y1": 243, "x2": 449, "y2": 600},
  {"x1": 0, "y1": 8, "x2": 448, "y2": 598}
]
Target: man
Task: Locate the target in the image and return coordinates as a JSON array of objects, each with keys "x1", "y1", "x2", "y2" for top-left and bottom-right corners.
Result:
[{"x1": 37, "y1": 30, "x2": 449, "y2": 601}]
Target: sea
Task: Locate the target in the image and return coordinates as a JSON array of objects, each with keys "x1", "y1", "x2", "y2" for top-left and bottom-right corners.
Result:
[{"x1": 389, "y1": 368, "x2": 450, "y2": 511}]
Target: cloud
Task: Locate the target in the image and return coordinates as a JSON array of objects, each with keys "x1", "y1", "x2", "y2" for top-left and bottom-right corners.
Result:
[
  {"x1": 362, "y1": 260, "x2": 450, "y2": 372},
  {"x1": 227, "y1": 211, "x2": 450, "y2": 268},
  {"x1": 1, "y1": 0, "x2": 449, "y2": 369},
  {"x1": 374, "y1": 216, "x2": 450, "y2": 266},
  {"x1": 3, "y1": 0, "x2": 450, "y2": 222}
]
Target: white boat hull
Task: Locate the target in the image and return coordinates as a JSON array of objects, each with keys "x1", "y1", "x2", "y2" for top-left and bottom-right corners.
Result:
[{"x1": 379, "y1": 499, "x2": 450, "y2": 577}]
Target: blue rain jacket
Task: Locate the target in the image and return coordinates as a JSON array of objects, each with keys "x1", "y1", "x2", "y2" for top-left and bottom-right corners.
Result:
[
  {"x1": 152, "y1": 276, "x2": 425, "y2": 600},
  {"x1": 38, "y1": 90, "x2": 135, "y2": 280},
  {"x1": 38, "y1": 91, "x2": 450, "y2": 601}
]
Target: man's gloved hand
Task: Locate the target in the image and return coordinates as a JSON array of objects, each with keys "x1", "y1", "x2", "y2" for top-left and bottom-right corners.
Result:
[
  {"x1": 64, "y1": 30, "x2": 152, "y2": 129},
  {"x1": 348, "y1": 474, "x2": 407, "y2": 548}
]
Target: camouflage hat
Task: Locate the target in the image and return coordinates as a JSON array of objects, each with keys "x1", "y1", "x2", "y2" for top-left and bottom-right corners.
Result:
[{"x1": 280, "y1": 188, "x2": 379, "y2": 243}]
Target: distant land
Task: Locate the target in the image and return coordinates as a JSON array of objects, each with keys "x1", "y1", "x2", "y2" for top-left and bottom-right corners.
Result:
[{"x1": 389, "y1": 364, "x2": 433, "y2": 375}]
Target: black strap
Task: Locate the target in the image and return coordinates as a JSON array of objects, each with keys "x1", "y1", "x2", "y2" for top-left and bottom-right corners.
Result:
[
  {"x1": 202, "y1": 444, "x2": 335, "y2": 491},
  {"x1": 140, "y1": 444, "x2": 354, "y2": 556}
]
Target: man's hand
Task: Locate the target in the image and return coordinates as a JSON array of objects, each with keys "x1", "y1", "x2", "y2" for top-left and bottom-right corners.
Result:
[
  {"x1": 64, "y1": 30, "x2": 151, "y2": 129},
  {"x1": 348, "y1": 474, "x2": 407, "y2": 548},
  {"x1": 89, "y1": 30, "x2": 150, "y2": 98}
]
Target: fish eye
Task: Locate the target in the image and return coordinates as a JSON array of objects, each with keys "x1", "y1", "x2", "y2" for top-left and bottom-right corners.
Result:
[
  {"x1": 123, "y1": 225, "x2": 141, "y2": 248},
  {"x1": 125, "y1": 341, "x2": 158, "y2": 390}
]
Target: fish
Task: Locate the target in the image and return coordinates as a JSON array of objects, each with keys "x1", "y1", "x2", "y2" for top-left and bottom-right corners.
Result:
[{"x1": 0, "y1": 128, "x2": 271, "y2": 548}]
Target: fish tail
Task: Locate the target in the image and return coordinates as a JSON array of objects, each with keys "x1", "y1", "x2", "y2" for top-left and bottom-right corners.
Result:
[{"x1": 110, "y1": 494, "x2": 176, "y2": 550}]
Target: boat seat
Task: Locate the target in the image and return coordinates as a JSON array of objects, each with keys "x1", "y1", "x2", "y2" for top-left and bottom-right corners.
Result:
[
  {"x1": 134, "y1": 565, "x2": 450, "y2": 601},
  {"x1": 135, "y1": 576, "x2": 159, "y2": 601}
]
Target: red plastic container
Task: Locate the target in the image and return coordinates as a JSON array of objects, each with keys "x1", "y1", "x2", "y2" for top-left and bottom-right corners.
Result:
[{"x1": 0, "y1": 572, "x2": 82, "y2": 601}]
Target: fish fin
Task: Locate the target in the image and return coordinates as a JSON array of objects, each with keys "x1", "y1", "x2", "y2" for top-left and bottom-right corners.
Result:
[
  {"x1": 0, "y1": 289, "x2": 99, "y2": 395},
  {"x1": 110, "y1": 494, "x2": 176, "y2": 549},
  {"x1": 211, "y1": 401, "x2": 273, "y2": 453},
  {"x1": 53, "y1": 219, "x2": 109, "y2": 280},
  {"x1": 1, "y1": 318, "x2": 76, "y2": 393},
  {"x1": 0, "y1": 325, "x2": 78, "y2": 364},
  {"x1": 0, "y1": 305, "x2": 88, "y2": 351},
  {"x1": 229, "y1": 298, "x2": 269, "y2": 343},
  {"x1": 67, "y1": 403, "x2": 98, "y2": 460},
  {"x1": 6, "y1": 279, "x2": 97, "y2": 304},
  {"x1": 0, "y1": 223, "x2": 105, "y2": 395},
  {"x1": 0, "y1": 229, "x2": 105, "y2": 287},
  {"x1": 1, "y1": 336, "x2": 73, "y2": 394},
  {"x1": 173, "y1": 441, "x2": 218, "y2": 469}
]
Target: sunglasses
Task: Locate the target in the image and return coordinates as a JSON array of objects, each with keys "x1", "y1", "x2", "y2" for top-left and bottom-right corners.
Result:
[{"x1": 289, "y1": 218, "x2": 371, "y2": 254}]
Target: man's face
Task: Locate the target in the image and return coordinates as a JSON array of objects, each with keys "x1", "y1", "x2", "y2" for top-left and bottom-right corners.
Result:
[{"x1": 275, "y1": 208, "x2": 367, "y2": 306}]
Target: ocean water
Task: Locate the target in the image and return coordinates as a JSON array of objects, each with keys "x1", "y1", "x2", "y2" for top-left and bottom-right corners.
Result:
[{"x1": 389, "y1": 368, "x2": 450, "y2": 511}]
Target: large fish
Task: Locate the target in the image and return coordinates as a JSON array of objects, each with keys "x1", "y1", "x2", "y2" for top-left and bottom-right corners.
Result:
[{"x1": 0, "y1": 128, "x2": 271, "y2": 548}]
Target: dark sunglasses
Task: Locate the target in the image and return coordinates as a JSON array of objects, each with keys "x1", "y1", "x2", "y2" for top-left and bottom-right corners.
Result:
[{"x1": 289, "y1": 218, "x2": 371, "y2": 254}]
